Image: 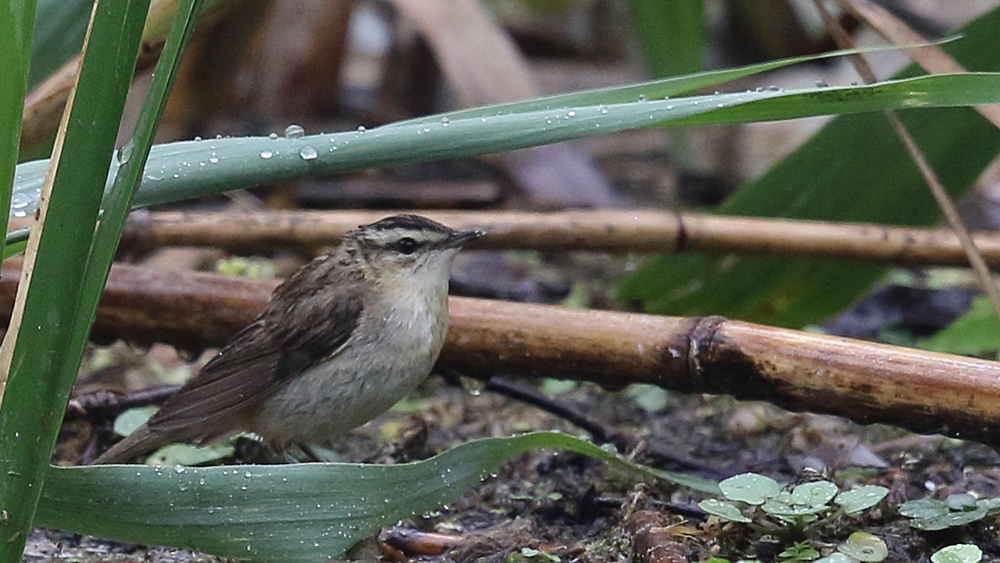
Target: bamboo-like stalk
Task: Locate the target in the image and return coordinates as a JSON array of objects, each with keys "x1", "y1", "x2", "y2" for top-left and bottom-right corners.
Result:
[
  {"x1": 3, "y1": 262, "x2": 999, "y2": 447},
  {"x1": 117, "y1": 209, "x2": 1000, "y2": 267}
]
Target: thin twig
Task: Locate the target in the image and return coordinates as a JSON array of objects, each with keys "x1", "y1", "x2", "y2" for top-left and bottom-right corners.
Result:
[{"x1": 482, "y1": 376, "x2": 723, "y2": 477}]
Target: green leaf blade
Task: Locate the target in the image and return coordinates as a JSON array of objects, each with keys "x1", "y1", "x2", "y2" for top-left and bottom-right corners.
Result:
[
  {"x1": 35, "y1": 432, "x2": 716, "y2": 561},
  {"x1": 0, "y1": 0, "x2": 151, "y2": 558},
  {"x1": 618, "y1": 8, "x2": 1000, "y2": 327},
  {"x1": 0, "y1": 0, "x2": 37, "y2": 255},
  {"x1": 10, "y1": 73, "x2": 1000, "y2": 224}
]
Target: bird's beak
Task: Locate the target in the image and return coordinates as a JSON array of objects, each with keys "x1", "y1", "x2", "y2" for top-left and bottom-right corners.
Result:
[{"x1": 443, "y1": 229, "x2": 485, "y2": 249}]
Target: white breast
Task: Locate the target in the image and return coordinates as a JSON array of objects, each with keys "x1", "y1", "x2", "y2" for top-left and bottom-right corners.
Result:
[{"x1": 252, "y1": 282, "x2": 449, "y2": 446}]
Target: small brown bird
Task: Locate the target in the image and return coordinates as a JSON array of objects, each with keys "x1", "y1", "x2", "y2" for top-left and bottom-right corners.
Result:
[{"x1": 93, "y1": 214, "x2": 483, "y2": 464}]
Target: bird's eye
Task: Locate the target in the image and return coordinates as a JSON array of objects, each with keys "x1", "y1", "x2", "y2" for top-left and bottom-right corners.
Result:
[{"x1": 396, "y1": 237, "x2": 419, "y2": 255}]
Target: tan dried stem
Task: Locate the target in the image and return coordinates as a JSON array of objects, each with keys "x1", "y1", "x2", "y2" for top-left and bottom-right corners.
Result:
[
  {"x1": 117, "y1": 209, "x2": 1000, "y2": 267},
  {"x1": 3, "y1": 262, "x2": 1000, "y2": 446}
]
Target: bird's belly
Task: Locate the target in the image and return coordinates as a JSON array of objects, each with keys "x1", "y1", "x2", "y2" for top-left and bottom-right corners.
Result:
[{"x1": 251, "y1": 307, "x2": 445, "y2": 446}]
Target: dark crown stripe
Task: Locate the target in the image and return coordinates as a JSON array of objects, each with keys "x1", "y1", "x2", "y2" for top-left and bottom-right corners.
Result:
[{"x1": 363, "y1": 214, "x2": 452, "y2": 234}]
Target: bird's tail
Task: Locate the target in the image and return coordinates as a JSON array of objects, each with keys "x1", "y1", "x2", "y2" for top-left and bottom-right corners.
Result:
[{"x1": 90, "y1": 424, "x2": 177, "y2": 465}]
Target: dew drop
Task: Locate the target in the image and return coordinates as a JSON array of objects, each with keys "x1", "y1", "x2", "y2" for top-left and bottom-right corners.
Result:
[
  {"x1": 116, "y1": 143, "x2": 133, "y2": 164},
  {"x1": 284, "y1": 124, "x2": 305, "y2": 139},
  {"x1": 11, "y1": 192, "x2": 31, "y2": 210},
  {"x1": 566, "y1": 110, "x2": 576, "y2": 118},
  {"x1": 299, "y1": 146, "x2": 318, "y2": 160},
  {"x1": 208, "y1": 153, "x2": 220, "y2": 164},
  {"x1": 268, "y1": 132, "x2": 279, "y2": 140},
  {"x1": 440, "y1": 117, "x2": 450, "y2": 126},
  {"x1": 173, "y1": 465, "x2": 186, "y2": 474},
  {"x1": 356, "y1": 125, "x2": 366, "y2": 133},
  {"x1": 193, "y1": 136, "x2": 202, "y2": 141},
  {"x1": 259, "y1": 150, "x2": 273, "y2": 160},
  {"x1": 598, "y1": 105, "x2": 608, "y2": 114},
  {"x1": 815, "y1": 80, "x2": 829, "y2": 88},
  {"x1": 637, "y1": 94, "x2": 648, "y2": 102}
]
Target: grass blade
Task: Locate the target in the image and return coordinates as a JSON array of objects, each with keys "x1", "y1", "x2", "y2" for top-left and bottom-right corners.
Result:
[
  {"x1": 0, "y1": 0, "x2": 37, "y2": 258},
  {"x1": 79, "y1": 0, "x2": 202, "y2": 347},
  {"x1": 0, "y1": 0, "x2": 150, "y2": 558},
  {"x1": 8, "y1": 71, "x2": 1000, "y2": 224}
]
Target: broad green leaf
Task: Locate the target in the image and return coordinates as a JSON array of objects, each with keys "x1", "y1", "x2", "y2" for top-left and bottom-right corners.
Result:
[
  {"x1": 629, "y1": 0, "x2": 703, "y2": 77},
  {"x1": 719, "y1": 472, "x2": 780, "y2": 505},
  {"x1": 834, "y1": 485, "x2": 888, "y2": 514},
  {"x1": 619, "y1": 8, "x2": 1000, "y2": 327},
  {"x1": 113, "y1": 406, "x2": 158, "y2": 437},
  {"x1": 34, "y1": 432, "x2": 717, "y2": 561},
  {"x1": 28, "y1": 0, "x2": 90, "y2": 89},
  {"x1": 921, "y1": 295, "x2": 1000, "y2": 355},
  {"x1": 837, "y1": 532, "x2": 888, "y2": 562},
  {"x1": 790, "y1": 480, "x2": 838, "y2": 508},
  {"x1": 899, "y1": 498, "x2": 949, "y2": 519},
  {"x1": 761, "y1": 498, "x2": 827, "y2": 517},
  {"x1": 932, "y1": 544, "x2": 984, "y2": 563},
  {"x1": 910, "y1": 507, "x2": 989, "y2": 531},
  {"x1": 698, "y1": 498, "x2": 751, "y2": 522},
  {"x1": 946, "y1": 493, "x2": 978, "y2": 510}
]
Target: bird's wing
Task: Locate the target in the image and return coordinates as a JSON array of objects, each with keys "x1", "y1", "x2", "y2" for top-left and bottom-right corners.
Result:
[{"x1": 148, "y1": 272, "x2": 364, "y2": 433}]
